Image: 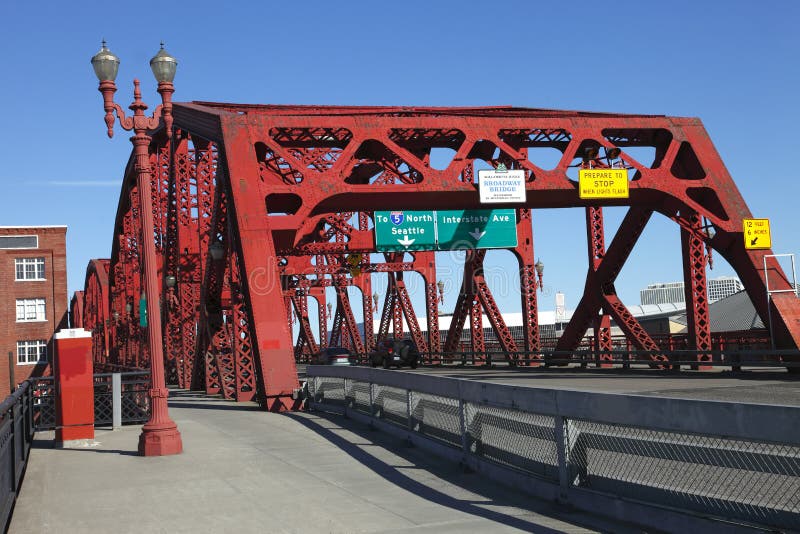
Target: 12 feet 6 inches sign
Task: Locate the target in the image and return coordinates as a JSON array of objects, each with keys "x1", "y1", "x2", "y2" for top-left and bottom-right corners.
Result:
[{"x1": 478, "y1": 169, "x2": 526, "y2": 203}]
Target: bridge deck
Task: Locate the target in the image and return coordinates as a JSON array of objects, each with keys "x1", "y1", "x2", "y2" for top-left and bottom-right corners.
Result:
[{"x1": 10, "y1": 391, "x2": 633, "y2": 533}]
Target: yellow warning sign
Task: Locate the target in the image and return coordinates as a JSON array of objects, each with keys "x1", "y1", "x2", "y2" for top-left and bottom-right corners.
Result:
[
  {"x1": 743, "y1": 218, "x2": 772, "y2": 250},
  {"x1": 579, "y1": 169, "x2": 629, "y2": 199}
]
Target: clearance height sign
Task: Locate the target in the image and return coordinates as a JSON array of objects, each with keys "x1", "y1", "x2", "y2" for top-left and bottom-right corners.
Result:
[
  {"x1": 578, "y1": 169, "x2": 629, "y2": 199},
  {"x1": 743, "y1": 218, "x2": 772, "y2": 250}
]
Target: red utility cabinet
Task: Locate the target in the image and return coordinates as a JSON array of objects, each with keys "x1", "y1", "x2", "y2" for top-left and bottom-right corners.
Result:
[{"x1": 54, "y1": 329, "x2": 94, "y2": 446}]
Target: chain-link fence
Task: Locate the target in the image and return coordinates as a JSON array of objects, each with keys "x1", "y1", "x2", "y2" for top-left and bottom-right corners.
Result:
[{"x1": 307, "y1": 366, "x2": 800, "y2": 531}]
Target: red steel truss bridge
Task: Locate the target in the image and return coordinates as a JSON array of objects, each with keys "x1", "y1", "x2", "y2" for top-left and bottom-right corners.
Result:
[{"x1": 71, "y1": 102, "x2": 800, "y2": 410}]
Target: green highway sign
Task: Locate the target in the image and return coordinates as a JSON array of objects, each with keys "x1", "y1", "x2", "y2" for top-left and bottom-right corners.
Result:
[
  {"x1": 374, "y1": 211, "x2": 436, "y2": 251},
  {"x1": 436, "y1": 209, "x2": 517, "y2": 250},
  {"x1": 374, "y1": 209, "x2": 517, "y2": 251}
]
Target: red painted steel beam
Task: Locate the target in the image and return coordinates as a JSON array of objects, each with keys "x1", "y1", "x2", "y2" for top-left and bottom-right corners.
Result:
[
  {"x1": 334, "y1": 285, "x2": 364, "y2": 354},
  {"x1": 395, "y1": 278, "x2": 427, "y2": 352},
  {"x1": 513, "y1": 209, "x2": 541, "y2": 364},
  {"x1": 229, "y1": 241, "x2": 258, "y2": 401},
  {"x1": 70, "y1": 291, "x2": 84, "y2": 329},
  {"x1": 681, "y1": 212, "x2": 712, "y2": 369},
  {"x1": 586, "y1": 207, "x2": 613, "y2": 367},
  {"x1": 81, "y1": 259, "x2": 111, "y2": 364},
  {"x1": 556, "y1": 207, "x2": 656, "y2": 356},
  {"x1": 291, "y1": 293, "x2": 319, "y2": 358}
]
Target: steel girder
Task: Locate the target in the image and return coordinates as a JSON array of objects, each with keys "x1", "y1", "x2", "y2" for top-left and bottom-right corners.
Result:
[
  {"x1": 681, "y1": 212, "x2": 713, "y2": 368},
  {"x1": 90, "y1": 103, "x2": 800, "y2": 412},
  {"x1": 513, "y1": 209, "x2": 541, "y2": 364},
  {"x1": 70, "y1": 291, "x2": 84, "y2": 329},
  {"x1": 80, "y1": 259, "x2": 112, "y2": 365},
  {"x1": 586, "y1": 206, "x2": 614, "y2": 367}
]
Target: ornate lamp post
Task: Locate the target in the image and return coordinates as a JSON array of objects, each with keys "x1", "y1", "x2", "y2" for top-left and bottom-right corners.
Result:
[
  {"x1": 91, "y1": 41, "x2": 182, "y2": 456},
  {"x1": 534, "y1": 258, "x2": 545, "y2": 291},
  {"x1": 436, "y1": 280, "x2": 445, "y2": 305}
]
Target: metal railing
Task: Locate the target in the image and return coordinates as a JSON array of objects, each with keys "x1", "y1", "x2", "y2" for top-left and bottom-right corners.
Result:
[
  {"x1": 94, "y1": 371, "x2": 150, "y2": 427},
  {"x1": 29, "y1": 377, "x2": 56, "y2": 431},
  {"x1": 0, "y1": 371, "x2": 151, "y2": 531},
  {"x1": 320, "y1": 348, "x2": 800, "y2": 370},
  {"x1": 0, "y1": 381, "x2": 36, "y2": 531},
  {"x1": 307, "y1": 366, "x2": 800, "y2": 532}
]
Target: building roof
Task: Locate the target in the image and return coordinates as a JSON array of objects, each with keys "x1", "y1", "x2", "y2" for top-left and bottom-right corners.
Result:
[
  {"x1": 0, "y1": 225, "x2": 67, "y2": 229},
  {"x1": 673, "y1": 290, "x2": 764, "y2": 332},
  {"x1": 366, "y1": 302, "x2": 687, "y2": 332},
  {"x1": 624, "y1": 302, "x2": 686, "y2": 318}
]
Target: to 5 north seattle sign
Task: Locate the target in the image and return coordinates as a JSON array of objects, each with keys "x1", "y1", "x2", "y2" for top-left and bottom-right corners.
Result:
[{"x1": 374, "y1": 209, "x2": 517, "y2": 251}]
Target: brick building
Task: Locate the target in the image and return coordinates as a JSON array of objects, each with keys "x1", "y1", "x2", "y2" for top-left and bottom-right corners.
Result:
[{"x1": 0, "y1": 226, "x2": 68, "y2": 397}]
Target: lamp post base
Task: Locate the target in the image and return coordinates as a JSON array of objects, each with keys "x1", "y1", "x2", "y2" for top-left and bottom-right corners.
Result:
[{"x1": 138, "y1": 424, "x2": 183, "y2": 456}]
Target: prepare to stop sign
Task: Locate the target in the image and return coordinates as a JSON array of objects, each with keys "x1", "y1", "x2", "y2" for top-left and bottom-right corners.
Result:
[{"x1": 578, "y1": 168, "x2": 629, "y2": 199}]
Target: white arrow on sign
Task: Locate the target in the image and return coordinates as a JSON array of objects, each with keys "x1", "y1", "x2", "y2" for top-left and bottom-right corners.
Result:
[
  {"x1": 397, "y1": 236, "x2": 415, "y2": 247},
  {"x1": 469, "y1": 229, "x2": 486, "y2": 240}
]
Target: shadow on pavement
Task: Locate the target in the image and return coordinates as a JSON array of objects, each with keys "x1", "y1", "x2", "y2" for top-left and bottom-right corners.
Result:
[{"x1": 283, "y1": 410, "x2": 623, "y2": 534}]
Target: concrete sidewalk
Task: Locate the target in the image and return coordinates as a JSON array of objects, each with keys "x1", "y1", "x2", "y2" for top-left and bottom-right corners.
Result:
[{"x1": 10, "y1": 392, "x2": 639, "y2": 533}]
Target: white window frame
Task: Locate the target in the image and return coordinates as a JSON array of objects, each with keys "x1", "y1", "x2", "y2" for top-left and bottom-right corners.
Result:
[
  {"x1": 16, "y1": 298, "x2": 46, "y2": 322},
  {"x1": 16, "y1": 340, "x2": 47, "y2": 365},
  {"x1": 14, "y1": 257, "x2": 46, "y2": 281}
]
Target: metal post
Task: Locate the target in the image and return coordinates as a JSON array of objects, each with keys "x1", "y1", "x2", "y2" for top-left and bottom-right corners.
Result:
[
  {"x1": 763, "y1": 254, "x2": 797, "y2": 351},
  {"x1": 112, "y1": 373, "x2": 122, "y2": 430},
  {"x1": 458, "y1": 398, "x2": 468, "y2": 455},
  {"x1": 406, "y1": 389, "x2": 413, "y2": 431},
  {"x1": 369, "y1": 380, "x2": 376, "y2": 424},
  {"x1": 93, "y1": 45, "x2": 182, "y2": 455},
  {"x1": 553, "y1": 415, "x2": 570, "y2": 504},
  {"x1": 8, "y1": 352, "x2": 14, "y2": 394}
]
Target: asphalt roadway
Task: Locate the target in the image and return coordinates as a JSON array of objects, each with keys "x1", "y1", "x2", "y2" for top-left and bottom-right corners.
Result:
[{"x1": 298, "y1": 364, "x2": 800, "y2": 406}]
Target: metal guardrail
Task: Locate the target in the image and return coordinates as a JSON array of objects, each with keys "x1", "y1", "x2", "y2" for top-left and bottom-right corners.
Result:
[
  {"x1": 313, "y1": 348, "x2": 800, "y2": 370},
  {"x1": 94, "y1": 371, "x2": 150, "y2": 427},
  {"x1": 29, "y1": 377, "x2": 55, "y2": 431},
  {"x1": 0, "y1": 371, "x2": 151, "y2": 531},
  {"x1": 307, "y1": 366, "x2": 800, "y2": 532},
  {"x1": 0, "y1": 381, "x2": 36, "y2": 531}
]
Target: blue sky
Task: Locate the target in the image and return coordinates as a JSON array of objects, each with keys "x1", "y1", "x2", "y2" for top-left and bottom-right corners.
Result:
[{"x1": 1, "y1": 0, "x2": 798, "y2": 323}]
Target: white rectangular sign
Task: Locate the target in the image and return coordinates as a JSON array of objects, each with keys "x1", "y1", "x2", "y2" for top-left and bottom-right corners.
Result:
[{"x1": 478, "y1": 169, "x2": 526, "y2": 203}]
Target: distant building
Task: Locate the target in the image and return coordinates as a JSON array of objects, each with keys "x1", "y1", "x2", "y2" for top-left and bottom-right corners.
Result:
[
  {"x1": 357, "y1": 303, "x2": 685, "y2": 347},
  {"x1": 708, "y1": 277, "x2": 745, "y2": 303},
  {"x1": 640, "y1": 277, "x2": 744, "y2": 306},
  {"x1": 0, "y1": 226, "x2": 67, "y2": 397}
]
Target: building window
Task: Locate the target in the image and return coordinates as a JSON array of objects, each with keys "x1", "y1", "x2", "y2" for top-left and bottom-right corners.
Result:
[
  {"x1": 16, "y1": 298, "x2": 46, "y2": 322},
  {"x1": 0, "y1": 235, "x2": 38, "y2": 249},
  {"x1": 17, "y1": 340, "x2": 47, "y2": 365},
  {"x1": 15, "y1": 257, "x2": 45, "y2": 280}
]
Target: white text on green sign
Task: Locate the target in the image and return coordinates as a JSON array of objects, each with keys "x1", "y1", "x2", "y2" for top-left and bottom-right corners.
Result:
[
  {"x1": 436, "y1": 209, "x2": 517, "y2": 250},
  {"x1": 373, "y1": 211, "x2": 436, "y2": 251},
  {"x1": 374, "y1": 209, "x2": 517, "y2": 251}
]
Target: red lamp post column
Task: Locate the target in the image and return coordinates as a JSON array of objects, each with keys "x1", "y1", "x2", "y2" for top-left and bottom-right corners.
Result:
[{"x1": 91, "y1": 42, "x2": 182, "y2": 456}]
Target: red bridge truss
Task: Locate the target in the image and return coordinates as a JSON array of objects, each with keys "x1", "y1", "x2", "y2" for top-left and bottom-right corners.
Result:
[{"x1": 74, "y1": 103, "x2": 800, "y2": 410}]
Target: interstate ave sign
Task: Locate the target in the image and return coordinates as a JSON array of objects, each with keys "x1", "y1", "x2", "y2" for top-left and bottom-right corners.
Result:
[
  {"x1": 436, "y1": 209, "x2": 517, "y2": 250},
  {"x1": 374, "y1": 209, "x2": 517, "y2": 251}
]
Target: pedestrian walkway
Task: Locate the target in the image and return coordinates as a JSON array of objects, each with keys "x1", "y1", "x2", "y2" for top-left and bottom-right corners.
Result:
[{"x1": 10, "y1": 391, "x2": 639, "y2": 533}]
